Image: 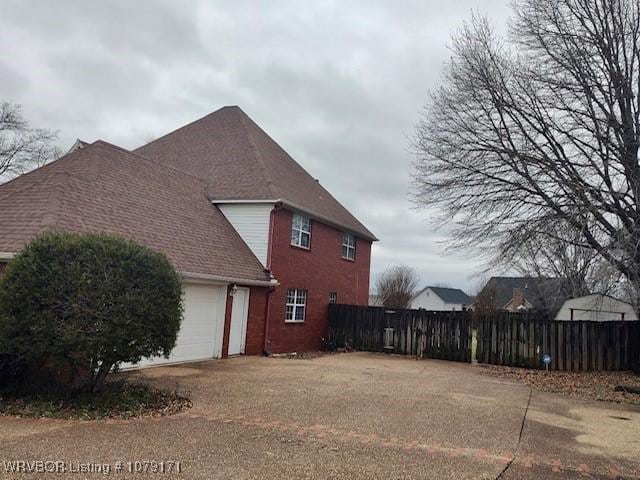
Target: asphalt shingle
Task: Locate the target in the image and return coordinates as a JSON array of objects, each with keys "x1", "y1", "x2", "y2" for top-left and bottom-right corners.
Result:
[
  {"x1": 135, "y1": 106, "x2": 377, "y2": 241},
  {"x1": 0, "y1": 141, "x2": 270, "y2": 283}
]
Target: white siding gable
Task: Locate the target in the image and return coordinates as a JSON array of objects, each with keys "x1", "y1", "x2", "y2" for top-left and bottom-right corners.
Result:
[
  {"x1": 411, "y1": 288, "x2": 466, "y2": 311},
  {"x1": 218, "y1": 203, "x2": 274, "y2": 267},
  {"x1": 555, "y1": 294, "x2": 638, "y2": 321}
]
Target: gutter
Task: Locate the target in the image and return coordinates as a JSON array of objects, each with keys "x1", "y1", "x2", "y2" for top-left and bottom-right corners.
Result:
[
  {"x1": 181, "y1": 271, "x2": 279, "y2": 288},
  {"x1": 213, "y1": 199, "x2": 280, "y2": 205},
  {"x1": 280, "y1": 199, "x2": 378, "y2": 241},
  {"x1": 263, "y1": 208, "x2": 277, "y2": 354},
  {"x1": 0, "y1": 255, "x2": 276, "y2": 288}
]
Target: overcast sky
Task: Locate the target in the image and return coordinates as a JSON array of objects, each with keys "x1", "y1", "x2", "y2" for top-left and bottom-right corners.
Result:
[{"x1": 1, "y1": 0, "x2": 513, "y2": 293}]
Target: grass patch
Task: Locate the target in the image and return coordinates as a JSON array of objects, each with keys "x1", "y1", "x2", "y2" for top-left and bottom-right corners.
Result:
[{"x1": 0, "y1": 381, "x2": 191, "y2": 420}]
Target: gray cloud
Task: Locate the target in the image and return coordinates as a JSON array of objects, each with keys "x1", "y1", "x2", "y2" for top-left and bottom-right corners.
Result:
[{"x1": 0, "y1": 0, "x2": 513, "y2": 293}]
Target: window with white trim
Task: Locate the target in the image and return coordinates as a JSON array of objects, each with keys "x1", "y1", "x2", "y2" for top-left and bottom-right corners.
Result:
[
  {"x1": 291, "y1": 213, "x2": 311, "y2": 248},
  {"x1": 342, "y1": 232, "x2": 356, "y2": 260},
  {"x1": 286, "y1": 289, "x2": 307, "y2": 322},
  {"x1": 329, "y1": 292, "x2": 337, "y2": 304}
]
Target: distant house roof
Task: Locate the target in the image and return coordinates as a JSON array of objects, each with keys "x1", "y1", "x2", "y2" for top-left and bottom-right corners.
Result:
[
  {"x1": 66, "y1": 138, "x2": 89, "y2": 155},
  {"x1": 0, "y1": 140, "x2": 271, "y2": 285},
  {"x1": 134, "y1": 106, "x2": 377, "y2": 241},
  {"x1": 414, "y1": 286, "x2": 472, "y2": 305},
  {"x1": 479, "y1": 277, "x2": 572, "y2": 314}
]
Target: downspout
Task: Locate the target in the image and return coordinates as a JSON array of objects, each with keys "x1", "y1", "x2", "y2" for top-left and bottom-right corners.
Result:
[{"x1": 263, "y1": 206, "x2": 277, "y2": 355}]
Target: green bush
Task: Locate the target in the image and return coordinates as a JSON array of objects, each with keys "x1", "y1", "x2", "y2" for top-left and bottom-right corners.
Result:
[{"x1": 0, "y1": 232, "x2": 183, "y2": 392}]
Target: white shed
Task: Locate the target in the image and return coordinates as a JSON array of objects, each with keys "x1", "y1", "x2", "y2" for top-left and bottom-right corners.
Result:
[{"x1": 554, "y1": 294, "x2": 638, "y2": 321}]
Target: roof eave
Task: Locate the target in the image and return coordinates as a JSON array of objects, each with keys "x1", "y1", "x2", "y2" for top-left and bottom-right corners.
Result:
[
  {"x1": 280, "y1": 199, "x2": 378, "y2": 241},
  {"x1": 181, "y1": 271, "x2": 278, "y2": 288},
  {"x1": 0, "y1": 253, "x2": 276, "y2": 287}
]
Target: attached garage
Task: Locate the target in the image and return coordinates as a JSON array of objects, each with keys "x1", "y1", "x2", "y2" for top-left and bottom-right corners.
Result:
[
  {"x1": 131, "y1": 283, "x2": 228, "y2": 368},
  {"x1": 0, "y1": 140, "x2": 275, "y2": 369}
]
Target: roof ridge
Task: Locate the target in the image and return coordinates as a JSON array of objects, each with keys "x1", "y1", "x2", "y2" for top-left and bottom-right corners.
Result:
[
  {"x1": 0, "y1": 170, "x2": 70, "y2": 230},
  {"x1": 236, "y1": 110, "x2": 374, "y2": 236},
  {"x1": 0, "y1": 144, "x2": 79, "y2": 190},
  {"x1": 236, "y1": 109, "x2": 278, "y2": 198},
  {"x1": 94, "y1": 140, "x2": 208, "y2": 185},
  {"x1": 131, "y1": 107, "x2": 233, "y2": 154},
  {"x1": 0, "y1": 170, "x2": 59, "y2": 201}
]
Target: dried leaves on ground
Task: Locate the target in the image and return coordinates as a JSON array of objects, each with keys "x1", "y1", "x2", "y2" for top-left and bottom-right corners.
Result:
[
  {"x1": 0, "y1": 381, "x2": 192, "y2": 420},
  {"x1": 479, "y1": 365, "x2": 640, "y2": 405}
]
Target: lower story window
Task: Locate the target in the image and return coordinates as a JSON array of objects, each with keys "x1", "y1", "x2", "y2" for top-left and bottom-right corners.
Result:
[
  {"x1": 329, "y1": 292, "x2": 337, "y2": 304},
  {"x1": 286, "y1": 289, "x2": 307, "y2": 322}
]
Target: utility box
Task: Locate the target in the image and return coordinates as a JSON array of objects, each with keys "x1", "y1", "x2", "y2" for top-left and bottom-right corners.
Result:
[{"x1": 383, "y1": 327, "x2": 395, "y2": 352}]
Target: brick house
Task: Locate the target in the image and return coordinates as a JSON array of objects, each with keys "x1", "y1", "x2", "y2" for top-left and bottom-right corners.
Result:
[
  {"x1": 0, "y1": 106, "x2": 376, "y2": 364},
  {"x1": 475, "y1": 277, "x2": 571, "y2": 316}
]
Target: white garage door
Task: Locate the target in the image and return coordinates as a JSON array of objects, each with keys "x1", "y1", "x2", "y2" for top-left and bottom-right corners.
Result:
[{"x1": 126, "y1": 283, "x2": 227, "y2": 369}]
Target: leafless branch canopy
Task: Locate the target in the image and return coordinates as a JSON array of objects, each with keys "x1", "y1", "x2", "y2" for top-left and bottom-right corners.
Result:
[
  {"x1": 0, "y1": 102, "x2": 59, "y2": 181},
  {"x1": 375, "y1": 265, "x2": 418, "y2": 309},
  {"x1": 412, "y1": 0, "x2": 640, "y2": 288}
]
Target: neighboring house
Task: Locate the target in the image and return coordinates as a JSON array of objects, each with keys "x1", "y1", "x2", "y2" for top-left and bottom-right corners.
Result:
[
  {"x1": 555, "y1": 294, "x2": 638, "y2": 321},
  {"x1": 476, "y1": 277, "x2": 572, "y2": 315},
  {"x1": 410, "y1": 286, "x2": 472, "y2": 311},
  {"x1": 0, "y1": 106, "x2": 376, "y2": 365}
]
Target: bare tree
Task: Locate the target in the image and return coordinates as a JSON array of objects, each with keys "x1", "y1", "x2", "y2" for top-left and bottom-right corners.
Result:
[
  {"x1": 376, "y1": 265, "x2": 418, "y2": 309},
  {"x1": 412, "y1": 1, "x2": 640, "y2": 293},
  {"x1": 509, "y1": 231, "x2": 622, "y2": 298},
  {"x1": 472, "y1": 281, "x2": 499, "y2": 318},
  {"x1": 0, "y1": 102, "x2": 59, "y2": 181}
]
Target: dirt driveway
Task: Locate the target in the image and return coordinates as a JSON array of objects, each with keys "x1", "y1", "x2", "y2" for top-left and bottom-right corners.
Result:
[{"x1": 1, "y1": 352, "x2": 639, "y2": 479}]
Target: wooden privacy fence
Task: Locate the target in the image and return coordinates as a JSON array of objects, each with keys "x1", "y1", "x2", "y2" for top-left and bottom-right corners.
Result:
[
  {"x1": 327, "y1": 304, "x2": 473, "y2": 363},
  {"x1": 327, "y1": 305, "x2": 640, "y2": 371},
  {"x1": 476, "y1": 312, "x2": 640, "y2": 371}
]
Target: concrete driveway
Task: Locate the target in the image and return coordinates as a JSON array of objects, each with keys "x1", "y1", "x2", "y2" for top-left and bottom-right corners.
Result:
[{"x1": 1, "y1": 352, "x2": 639, "y2": 479}]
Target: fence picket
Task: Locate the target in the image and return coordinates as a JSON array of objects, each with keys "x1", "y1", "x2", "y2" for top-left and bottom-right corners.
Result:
[{"x1": 327, "y1": 305, "x2": 640, "y2": 371}]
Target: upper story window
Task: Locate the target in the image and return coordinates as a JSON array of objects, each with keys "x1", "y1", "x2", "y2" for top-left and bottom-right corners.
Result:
[
  {"x1": 291, "y1": 213, "x2": 311, "y2": 249},
  {"x1": 286, "y1": 289, "x2": 307, "y2": 322},
  {"x1": 329, "y1": 292, "x2": 338, "y2": 304},
  {"x1": 342, "y1": 232, "x2": 356, "y2": 260}
]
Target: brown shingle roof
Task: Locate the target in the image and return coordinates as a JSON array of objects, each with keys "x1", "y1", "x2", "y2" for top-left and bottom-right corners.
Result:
[
  {"x1": 134, "y1": 106, "x2": 377, "y2": 241},
  {"x1": 0, "y1": 140, "x2": 270, "y2": 283}
]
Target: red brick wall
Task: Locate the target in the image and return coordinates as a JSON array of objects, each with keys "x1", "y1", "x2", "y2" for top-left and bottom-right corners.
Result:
[
  {"x1": 266, "y1": 208, "x2": 371, "y2": 353},
  {"x1": 222, "y1": 285, "x2": 269, "y2": 357},
  {"x1": 244, "y1": 286, "x2": 269, "y2": 355}
]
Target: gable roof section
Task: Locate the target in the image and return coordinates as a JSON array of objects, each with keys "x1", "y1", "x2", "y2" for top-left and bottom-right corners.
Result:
[
  {"x1": 134, "y1": 106, "x2": 377, "y2": 241},
  {"x1": 425, "y1": 286, "x2": 472, "y2": 305},
  {"x1": 0, "y1": 141, "x2": 270, "y2": 284}
]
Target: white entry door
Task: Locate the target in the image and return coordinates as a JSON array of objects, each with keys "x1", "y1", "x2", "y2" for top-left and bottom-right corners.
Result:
[{"x1": 228, "y1": 287, "x2": 250, "y2": 355}]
